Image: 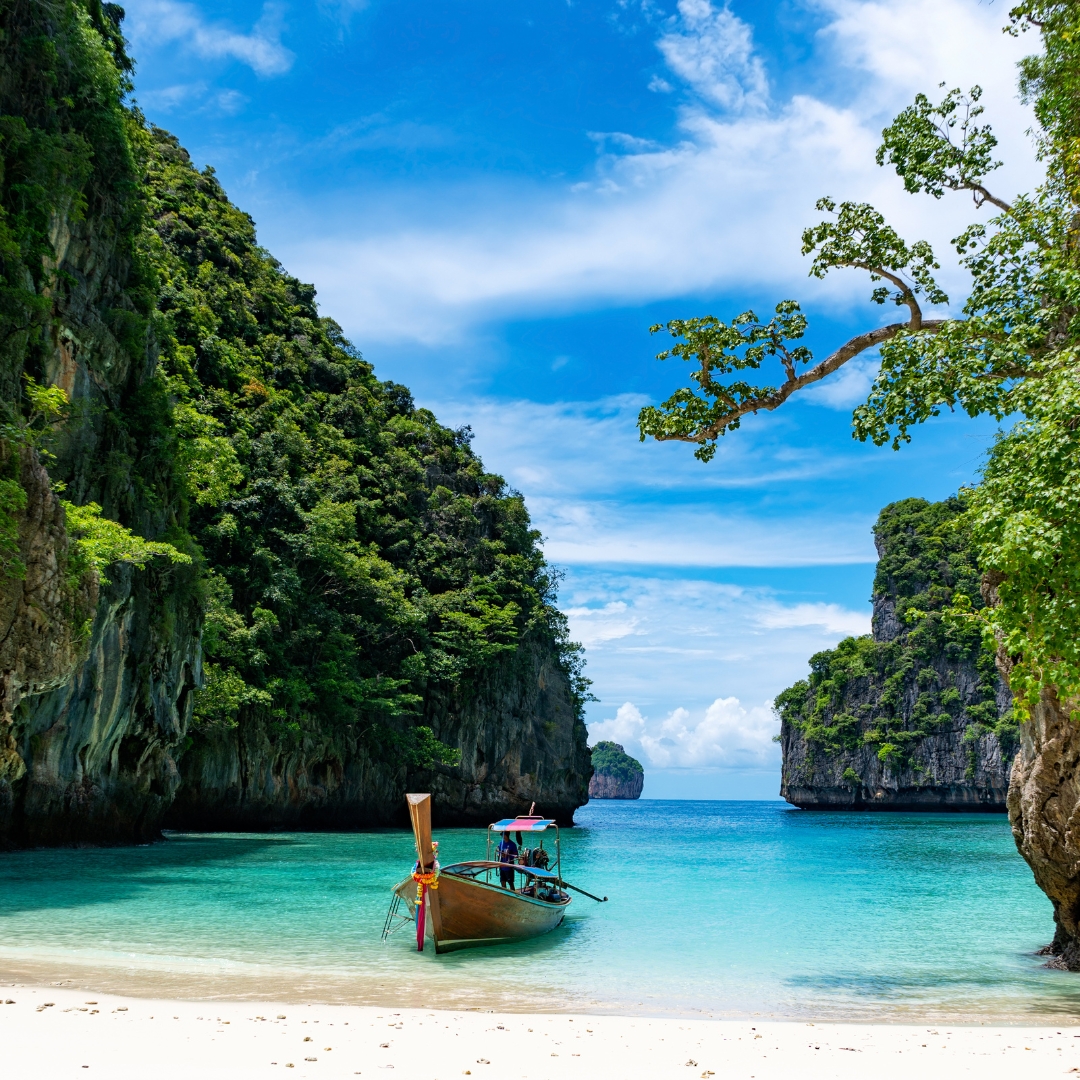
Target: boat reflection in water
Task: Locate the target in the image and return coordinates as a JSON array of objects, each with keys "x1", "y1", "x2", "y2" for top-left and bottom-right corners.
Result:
[{"x1": 382, "y1": 793, "x2": 606, "y2": 954}]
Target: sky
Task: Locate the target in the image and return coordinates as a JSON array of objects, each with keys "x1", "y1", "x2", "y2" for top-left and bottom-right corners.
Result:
[{"x1": 121, "y1": 0, "x2": 1044, "y2": 799}]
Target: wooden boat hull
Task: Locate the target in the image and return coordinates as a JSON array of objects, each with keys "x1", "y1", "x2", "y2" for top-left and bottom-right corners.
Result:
[{"x1": 395, "y1": 872, "x2": 568, "y2": 953}]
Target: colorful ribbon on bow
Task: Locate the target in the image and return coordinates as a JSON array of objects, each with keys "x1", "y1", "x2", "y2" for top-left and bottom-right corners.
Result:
[{"x1": 412, "y1": 842, "x2": 440, "y2": 951}]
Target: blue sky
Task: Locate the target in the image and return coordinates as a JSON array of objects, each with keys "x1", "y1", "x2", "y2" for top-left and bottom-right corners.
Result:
[{"x1": 123, "y1": 0, "x2": 1042, "y2": 798}]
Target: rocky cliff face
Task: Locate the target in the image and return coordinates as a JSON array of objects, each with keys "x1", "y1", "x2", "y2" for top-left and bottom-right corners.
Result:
[
  {"x1": 167, "y1": 635, "x2": 590, "y2": 828},
  {"x1": 1006, "y1": 680, "x2": 1080, "y2": 966},
  {"x1": 0, "y1": 1, "x2": 203, "y2": 847},
  {"x1": 778, "y1": 498, "x2": 1016, "y2": 811},
  {"x1": 0, "y1": 2, "x2": 590, "y2": 847},
  {"x1": 994, "y1": 551, "x2": 1080, "y2": 966},
  {"x1": 0, "y1": 202, "x2": 202, "y2": 847},
  {"x1": 588, "y1": 772, "x2": 644, "y2": 799}
]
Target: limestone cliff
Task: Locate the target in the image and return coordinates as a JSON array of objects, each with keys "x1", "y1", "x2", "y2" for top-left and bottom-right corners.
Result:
[
  {"x1": 0, "y1": 1, "x2": 203, "y2": 846},
  {"x1": 167, "y1": 635, "x2": 590, "y2": 828},
  {"x1": 588, "y1": 741, "x2": 644, "y2": 800},
  {"x1": 997, "y1": 556, "x2": 1080, "y2": 967},
  {"x1": 778, "y1": 498, "x2": 1016, "y2": 811},
  {"x1": 0, "y1": 1, "x2": 590, "y2": 845}
]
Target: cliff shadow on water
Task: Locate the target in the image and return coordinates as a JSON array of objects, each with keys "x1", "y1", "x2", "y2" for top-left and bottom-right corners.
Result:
[
  {"x1": 777, "y1": 498, "x2": 1017, "y2": 812},
  {"x1": 0, "y1": 1, "x2": 591, "y2": 847}
]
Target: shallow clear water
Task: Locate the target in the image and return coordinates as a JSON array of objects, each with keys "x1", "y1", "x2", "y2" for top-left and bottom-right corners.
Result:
[{"x1": 1, "y1": 800, "x2": 1077, "y2": 1020}]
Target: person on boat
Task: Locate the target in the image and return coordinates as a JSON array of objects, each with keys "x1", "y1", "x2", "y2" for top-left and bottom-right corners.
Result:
[{"x1": 496, "y1": 831, "x2": 518, "y2": 891}]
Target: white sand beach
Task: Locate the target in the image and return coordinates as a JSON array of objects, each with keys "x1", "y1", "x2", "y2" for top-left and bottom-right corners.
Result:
[{"x1": 2, "y1": 983, "x2": 1078, "y2": 1080}]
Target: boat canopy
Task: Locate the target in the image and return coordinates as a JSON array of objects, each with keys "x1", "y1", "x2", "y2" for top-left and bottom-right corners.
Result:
[{"x1": 489, "y1": 817, "x2": 556, "y2": 833}]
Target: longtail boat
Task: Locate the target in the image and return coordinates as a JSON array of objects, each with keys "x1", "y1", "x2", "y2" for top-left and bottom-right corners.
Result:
[{"x1": 381, "y1": 792, "x2": 606, "y2": 954}]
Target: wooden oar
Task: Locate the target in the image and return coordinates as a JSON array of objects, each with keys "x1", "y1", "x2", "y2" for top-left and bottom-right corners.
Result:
[{"x1": 558, "y1": 880, "x2": 608, "y2": 902}]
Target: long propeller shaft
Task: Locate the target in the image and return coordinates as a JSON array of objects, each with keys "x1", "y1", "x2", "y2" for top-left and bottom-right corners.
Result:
[{"x1": 559, "y1": 880, "x2": 608, "y2": 903}]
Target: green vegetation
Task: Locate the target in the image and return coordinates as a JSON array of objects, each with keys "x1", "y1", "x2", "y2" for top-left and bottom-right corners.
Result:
[
  {"x1": 61, "y1": 500, "x2": 190, "y2": 585},
  {"x1": 143, "y1": 128, "x2": 587, "y2": 751},
  {"x1": 0, "y1": 0, "x2": 193, "y2": 609},
  {"x1": 0, "y1": 1, "x2": 589, "y2": 772},
  {"x1": 774, "y1": 498, "x2": 1017, "y2": 768},
  {"x1": 640, "y1": 3, "x2": 1080, "y2": 720},
  {"x1": 590, "y1": 741, "x2": 644, "y2": 783}
]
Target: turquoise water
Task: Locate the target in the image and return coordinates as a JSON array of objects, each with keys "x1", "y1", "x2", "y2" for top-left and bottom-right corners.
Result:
[{"x1": 1, "y1": 800, "x2": 1077, "y2": 1020}]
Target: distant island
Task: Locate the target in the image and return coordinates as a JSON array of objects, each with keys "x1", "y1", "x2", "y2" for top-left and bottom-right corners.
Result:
[{"x1": 589, "y1": 742, "x2": 644, "y2": 800}]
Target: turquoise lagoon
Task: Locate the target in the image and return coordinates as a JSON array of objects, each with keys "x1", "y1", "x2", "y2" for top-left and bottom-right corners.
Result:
[{"x1": 1, "y1": 800, "x2": 1076, "y2": 1021}]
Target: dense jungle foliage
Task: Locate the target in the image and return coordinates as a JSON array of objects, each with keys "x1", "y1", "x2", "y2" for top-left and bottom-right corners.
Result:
[
  {"x1": 0, "y1": 0, "x2": 589, "y2": 763},
  {"x1": 775, "y1": 498, "x2": 1017, "y2": 770},
  {"x1": 590, "y1": 741, "x2": 644, "y2": 784},
  {"x1": 642, "y1": 2, "x2": 1080, "y2": 718}
]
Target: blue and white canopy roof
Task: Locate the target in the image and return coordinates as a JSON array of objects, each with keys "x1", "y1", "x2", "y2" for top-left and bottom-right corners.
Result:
[{"x1": 489, "y1": 816, "x2": 556, "y2": 832}]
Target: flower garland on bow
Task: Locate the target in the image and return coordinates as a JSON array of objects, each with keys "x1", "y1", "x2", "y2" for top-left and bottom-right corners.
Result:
[{"x1": 412, "y1": 840, "x2": 440, "y2": 903}]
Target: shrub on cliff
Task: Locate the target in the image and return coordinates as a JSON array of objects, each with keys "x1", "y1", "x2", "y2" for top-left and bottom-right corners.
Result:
[{"x1": 590, "y1": 741, "x2": 644, "y2": 784}]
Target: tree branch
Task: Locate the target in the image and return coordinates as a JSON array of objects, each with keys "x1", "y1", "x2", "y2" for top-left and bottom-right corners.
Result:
[
  {"x1": 962, "y1": 182, "x2": 1012, "y2": 213},
  {"x1": 655, "y1": 319, "x2": 945, "y2": 445},
  {"x1": 843, "y1": 261, "x2": 924, "y2": 326}
]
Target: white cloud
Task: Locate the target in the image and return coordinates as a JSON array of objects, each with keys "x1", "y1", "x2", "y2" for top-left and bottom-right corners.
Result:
[
  {"x1": 562, "y1": 602, "x2": 640, "y2": 646},
  {"x1": 125, "y1": 0, "x2": 294, "y2": 77},
  {"x1": 565, "y1": 569, "x2": 870, "y2": 721},
  {"x1": 800, "y1": 354, "x2": 880, "y2": 409},
  {"x1": 588, "y1": 701, "x2": 647, "y2": 746},
  {"x1": 755, "y1": 601, "x2": 870, "y2": 636},
  {"x1": 277, "y1": 0, "x2": 1039, "y2": 346},
  {"x1": 432, "y1": 394, "x2": 882, "y2": 568},
  {"x1": 138, "y1": 82, "x2": 250, "y2": 115},
  {"x1": 539, "y1": 500, "x2": 874, "y2": 567},
  {"x1": 437, "y1": 394, "x2": 880, "y2": 498},
  {"x1": 589, "y1": 696, "x2": 780, "y2": 769},
  {"x1": 656, "y1": 0, "x2": 768, "y2": 111}
]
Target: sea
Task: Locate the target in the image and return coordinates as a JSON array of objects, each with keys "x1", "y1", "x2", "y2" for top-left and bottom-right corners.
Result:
[{"x1": 1, "y1": 800, "x2": 1078, "y2": 1022}]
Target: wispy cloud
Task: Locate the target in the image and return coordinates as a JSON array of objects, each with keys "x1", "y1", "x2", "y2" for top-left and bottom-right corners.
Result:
[
  {"x1": 755, "y1": 601, "x2": 870, "y2": 636},
  {"x1": 800, "y1": 354, "x2": 880, "y2": 409},
  {"x1": 432, "y1": 394, "x2": 880, "y2": 568},
  {"x1": 125, "y1": 0, "x2": 294, "y2": 77},
  {"x1": 565, "y1": 569, "x2": 870, "y2": 720},
  {"x1": 137, "y1": 81, "x2": 249, "y2": 115},
  {"x1": 435, "y1": 394, "x2": 880, "y2": 499},
  {"x1": 539, "y1": 501, "x2": 875, "y2": 567},
  {"x1": 656, "y1": 0, "x2": 768, "y2": 111},
  {"x1": 279, "y1": 0, "x2": 1039, "y2": 345}
]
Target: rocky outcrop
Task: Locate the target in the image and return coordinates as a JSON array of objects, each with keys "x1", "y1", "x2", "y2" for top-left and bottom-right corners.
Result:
[
  {"x1": 0, "y1": 440, "x2": 201, "y2": 847},
  {"x1": 588, "y1": 741, "x2": 644, "y2": 800},
  {"x1": 589, "y1": 771, "x2": 644, "y2": 799},
  {"x1": 1007, "y1": 685, "x2": 1080, "y2": 966},
  {"x1": 0, "y1": 446, "x2": 94, "y2": 807},
  {"x1": 781, "y1": 708, "x2": 1012, "y2": 811},
  {"x1": 166, "y1": 635, "x2": 590, "y2": 829},
  {"x1": 6, "y1": 560, "x2": 200, "y2": 846},
  {"x1": 778, "y1": 498, "x2": 1015, "y2": 812}
]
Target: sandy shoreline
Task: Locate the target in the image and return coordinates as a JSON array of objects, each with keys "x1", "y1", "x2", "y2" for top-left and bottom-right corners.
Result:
[{"x1": 2, "y1": 983, "x2": 1079, "y2": 1080}]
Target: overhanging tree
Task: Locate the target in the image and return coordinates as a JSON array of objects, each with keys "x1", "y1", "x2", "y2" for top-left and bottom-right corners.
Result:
[
  {"x1": 638, "y1": 2, "x2": 1080, "y2": 966},
  {"x1": 639, "y1": 3, "x2": 1079, "y2": 707}
]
